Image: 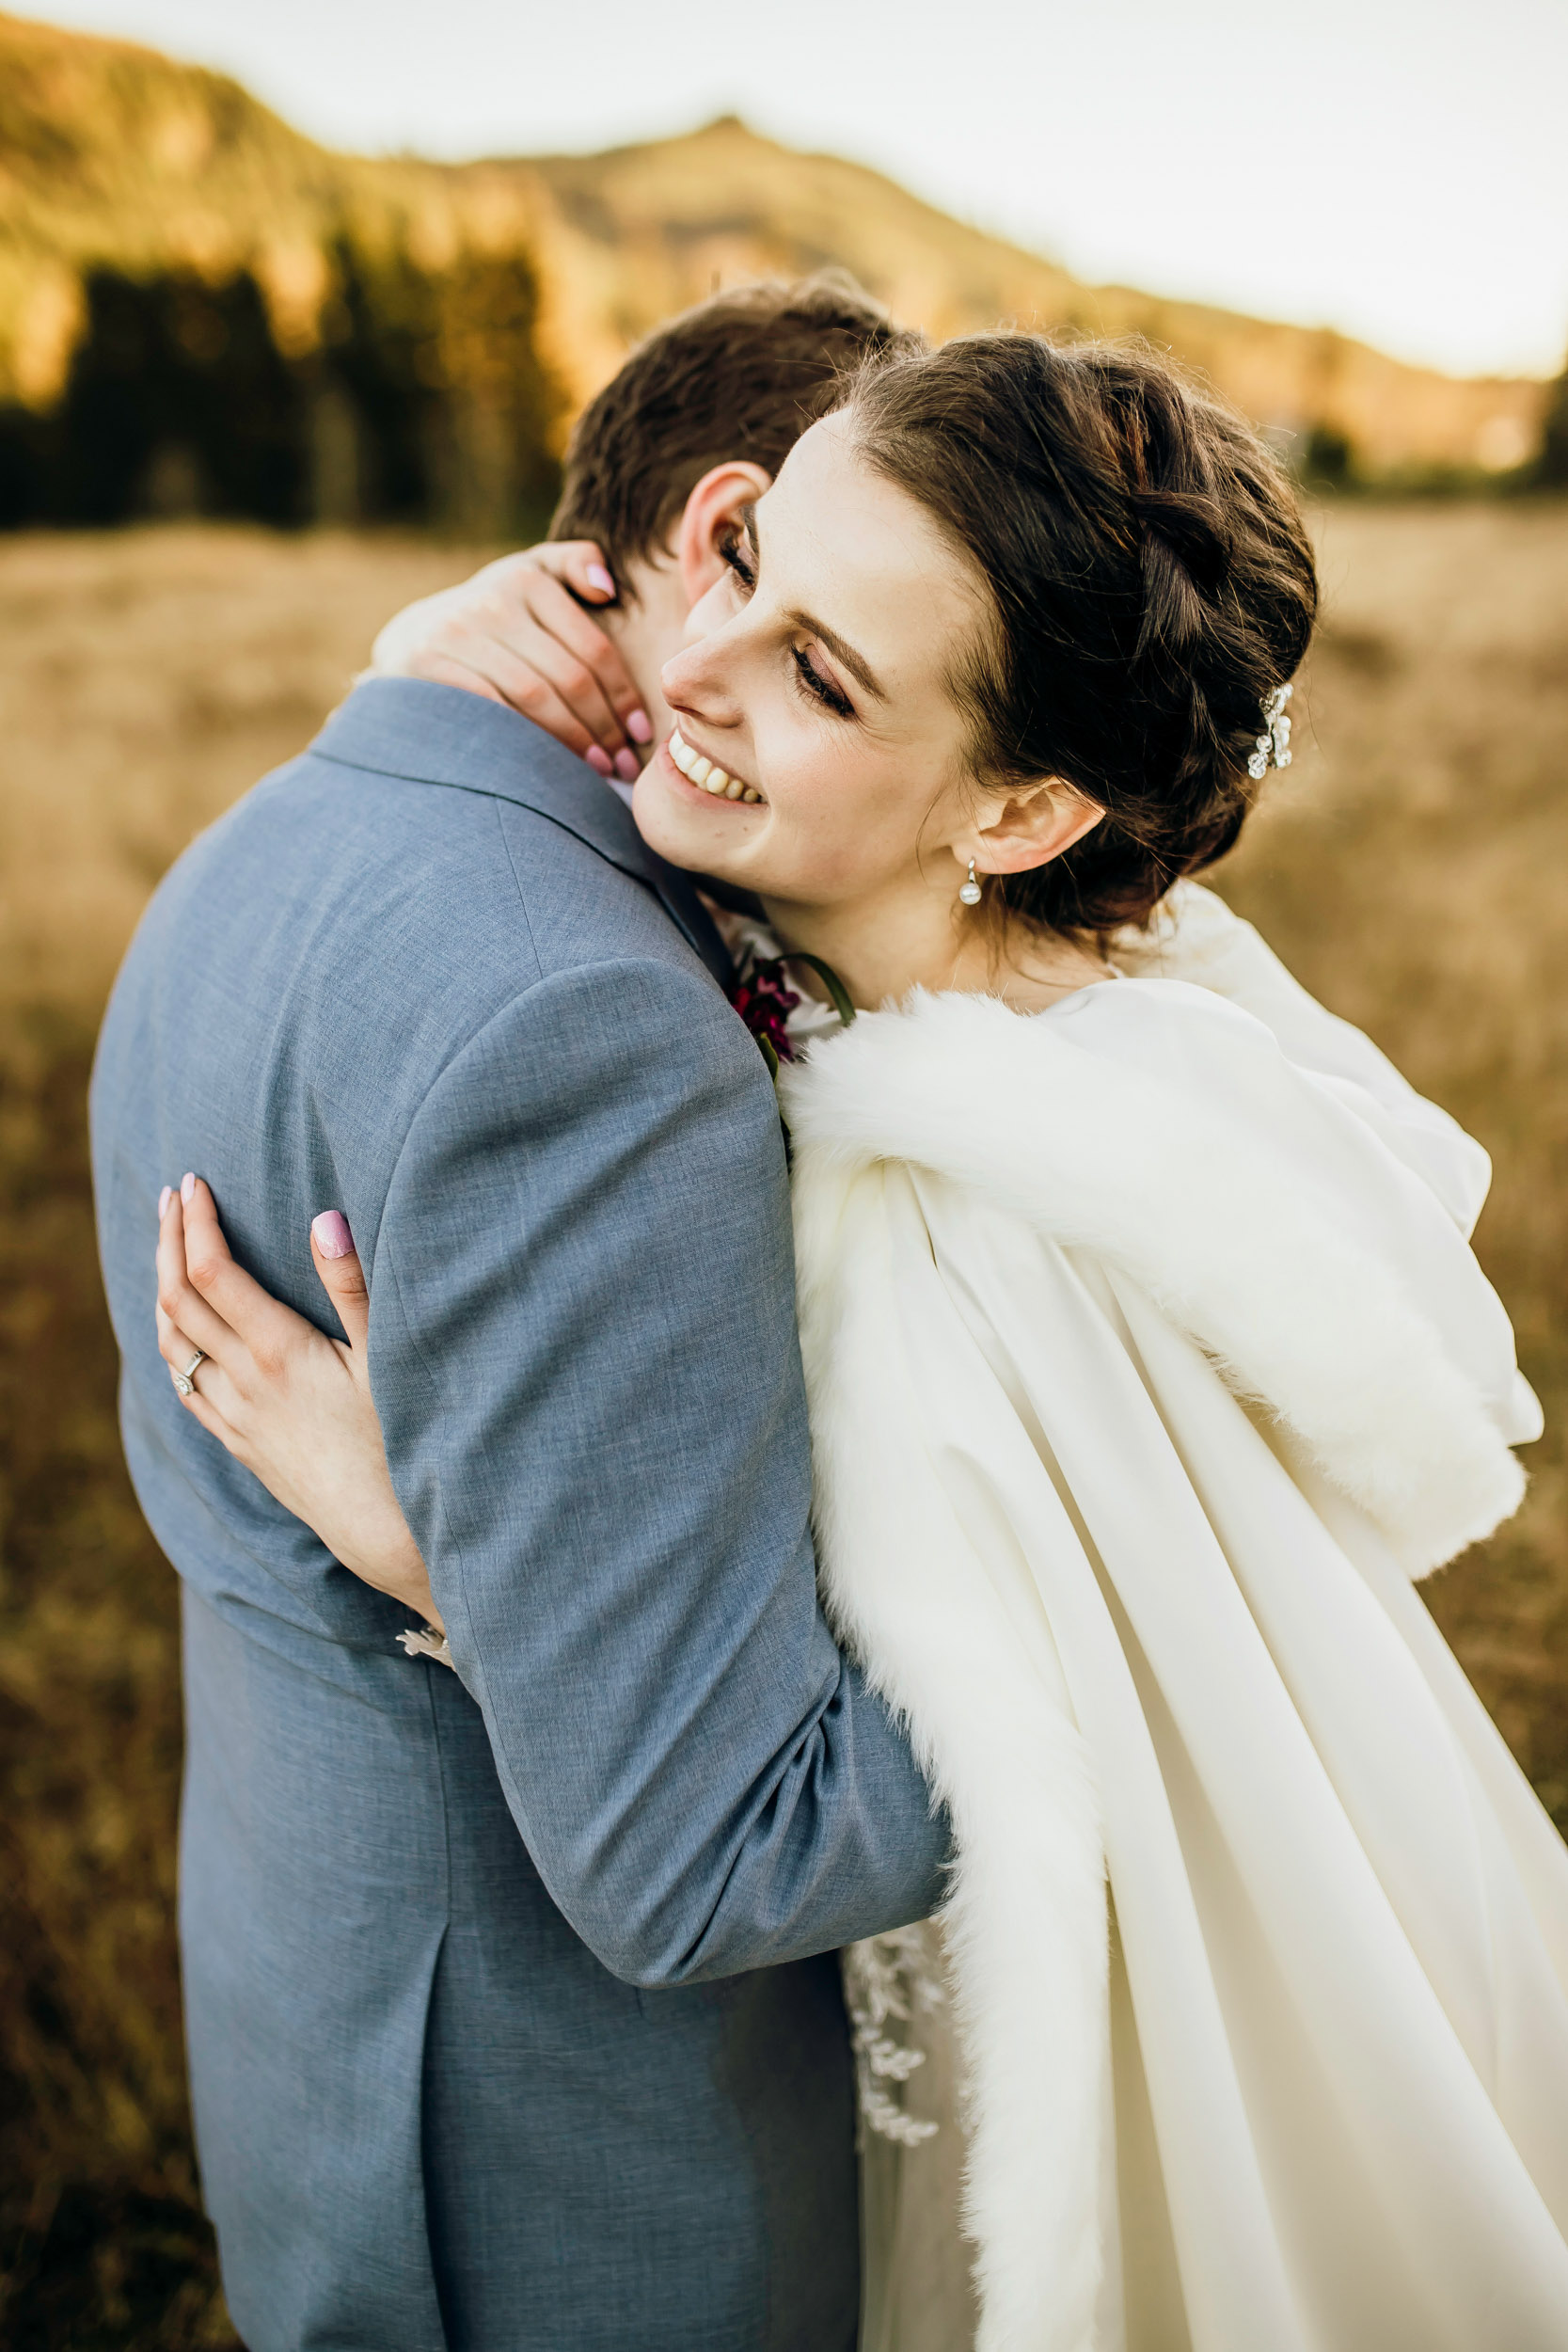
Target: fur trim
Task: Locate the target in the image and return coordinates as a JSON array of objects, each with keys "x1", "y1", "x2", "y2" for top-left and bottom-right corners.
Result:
[
  {"x1": 782, "y1": 990, "x2": 1525, "y2": 1579},
  {"x1": 794, "y1": 1158, "x2": 1108, "y2": 2352}
]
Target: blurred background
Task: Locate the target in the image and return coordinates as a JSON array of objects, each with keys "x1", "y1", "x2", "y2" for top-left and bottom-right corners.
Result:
[{"x1": 1, "y1": 1, "x2": 1565, "y2": 2341}]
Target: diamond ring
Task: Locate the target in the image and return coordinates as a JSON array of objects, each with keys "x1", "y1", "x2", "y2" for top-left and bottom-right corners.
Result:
[{"x1": 172, "y1": 1349, "x2": 206, "y2": 1398}]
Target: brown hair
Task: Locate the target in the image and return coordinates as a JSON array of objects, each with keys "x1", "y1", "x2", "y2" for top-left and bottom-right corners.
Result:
[
  {"x1": 550, "y1": 275, "x2": 925, "y2": 589},
  {"x1": 846, "y1": 334, "x2": 1319, "y2": 933}
]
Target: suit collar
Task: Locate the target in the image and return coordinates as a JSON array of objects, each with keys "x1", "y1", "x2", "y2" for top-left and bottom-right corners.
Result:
[{"x1": 310, "y1": 678, "x2": 733, "y2": 985}]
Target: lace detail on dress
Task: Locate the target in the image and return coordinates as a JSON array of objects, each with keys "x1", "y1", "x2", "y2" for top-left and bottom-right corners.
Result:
[
  {"x1": 397, "y1": 1625, "x2": 455, "y2": 1670},
  {"x1": 842, "y1": 1926, "x2": 944, "y2": 2149}
]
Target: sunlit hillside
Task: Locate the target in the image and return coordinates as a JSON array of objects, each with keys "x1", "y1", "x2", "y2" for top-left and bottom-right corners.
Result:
[
  {"x1": 0, "y1": 6, "x2": 1552, "y2": 532},
  {"x1": 517, "y1": 119, "x2": 1547, "y2": 479}
]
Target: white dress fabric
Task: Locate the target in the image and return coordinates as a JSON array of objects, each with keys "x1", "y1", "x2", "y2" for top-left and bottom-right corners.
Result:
[{"x1": 766, "y1": 886, "x2": 1568, "y2": 2352}]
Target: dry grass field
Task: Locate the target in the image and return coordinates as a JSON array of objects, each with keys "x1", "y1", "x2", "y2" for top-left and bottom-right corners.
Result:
[{"x1": 1, "y1": 504, "x2": 1566, "y2": 2343}]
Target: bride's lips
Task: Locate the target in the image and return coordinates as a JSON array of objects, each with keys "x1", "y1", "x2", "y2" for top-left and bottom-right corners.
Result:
[{"x1": 661, "y1": 725, "x2": 764, "y2": 805}]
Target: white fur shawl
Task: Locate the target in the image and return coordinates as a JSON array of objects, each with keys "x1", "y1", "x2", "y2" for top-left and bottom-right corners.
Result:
[
  {"x1": 775, "y1": 980, "x2": 1538, "y2": 2352},
  {"x1": 783, "y1": 984, "x2": 1526, "y2": 1581}
]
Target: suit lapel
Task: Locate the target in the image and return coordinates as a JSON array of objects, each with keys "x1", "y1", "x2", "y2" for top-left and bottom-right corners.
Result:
[{"x1": 639, "y1": 852, "x2": 735, "y2": 987}]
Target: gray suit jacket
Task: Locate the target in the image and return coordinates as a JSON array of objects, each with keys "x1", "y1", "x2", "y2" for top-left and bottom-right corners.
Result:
[{"x1": 91, "y1": 680, "x2": 949, "y2": 2352}]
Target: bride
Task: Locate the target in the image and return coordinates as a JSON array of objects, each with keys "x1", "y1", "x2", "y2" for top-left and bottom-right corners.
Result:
[{"x1": 151, "y1": 333, "x2": 1568, "y2": 2349}]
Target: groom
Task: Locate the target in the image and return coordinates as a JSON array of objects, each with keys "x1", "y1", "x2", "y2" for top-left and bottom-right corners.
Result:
[{"x1": 92, "y1": 278, "x2": 948, "y2": 2352}]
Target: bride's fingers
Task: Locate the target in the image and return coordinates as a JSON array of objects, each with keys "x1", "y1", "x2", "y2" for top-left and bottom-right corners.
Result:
[
  {"x1": 512, "y1": 571, "x2": 649, "y2": 752},
  {"x1": 309, "y1": 1212, "x2": 370, "y2": 1355},
  {"x1": 177, "y1": 1178, "x2": 310, "y2": 1383},
  {"x1": 522, "y1": 539, "x2": 620, "y2": 604},
  {"x1": 157, "y1": 1188, "x2": 244, "y2": 1370},
  {"x1": 168, "y1": 1354, "x2": 247, "y2": 1456},
  {"x1": 154, "y1": 1296, "x2": 199, "y2": 1374},
  {"x1": 156, "y1": 1301, "x2": 250, "y2": 1433}
]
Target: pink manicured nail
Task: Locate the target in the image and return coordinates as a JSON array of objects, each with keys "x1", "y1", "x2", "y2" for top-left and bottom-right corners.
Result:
[
  {"x1": 312, "y1": 1211, "x2": 356, "y2": 1261},
  {"x1": 158, "y1": 1185, "x2": 172, "y2": 1219},
  {"x1": 626, "y1": 708, "x2": 653, "y2": 744},
  {"x1": 584, "y1": 745, "x2": 613, "y2": 777},
  {"x1": 614, "y1": 748, "x2": 640, "y2": 783},
  {"x1": 586, "y1": 564, "x2": 616, "y2": 597},
  {"x1": 181, "y1": 1172, "x2": 196, "y2": 1205}
]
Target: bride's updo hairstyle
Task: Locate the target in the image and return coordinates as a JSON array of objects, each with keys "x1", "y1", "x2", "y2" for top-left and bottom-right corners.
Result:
[{"x1": 844, "y1": 335, "x2": 1318, "y2": 932}]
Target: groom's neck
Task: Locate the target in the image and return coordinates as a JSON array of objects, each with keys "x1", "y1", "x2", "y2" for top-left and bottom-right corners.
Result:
[{"x1": 599, "y1": 550, "x2": 689, "y2": 742}]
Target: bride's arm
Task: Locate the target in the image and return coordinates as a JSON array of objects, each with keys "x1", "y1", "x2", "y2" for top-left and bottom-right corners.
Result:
[{"x1": 154, "y1": 1182, "x2": 442, "y2": 1631}]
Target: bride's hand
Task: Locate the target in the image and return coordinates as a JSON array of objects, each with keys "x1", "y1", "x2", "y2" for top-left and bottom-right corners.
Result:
[
  {"x1": 371, "y1": 541, "x2": 653, "y2": 783},
  {"x1": 154, "y1": 1180, "x2": 442, "y2": 1633}
]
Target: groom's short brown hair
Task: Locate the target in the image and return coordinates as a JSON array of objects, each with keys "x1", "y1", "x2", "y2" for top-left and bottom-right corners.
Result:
[{"x1": 550, "y1": 275, "x2": 923, "y2": 589}]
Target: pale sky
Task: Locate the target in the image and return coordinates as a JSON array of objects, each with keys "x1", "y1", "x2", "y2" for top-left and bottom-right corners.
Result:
[{"x1": 22, "y1": 0, "x2": 1568, "y2": 380}]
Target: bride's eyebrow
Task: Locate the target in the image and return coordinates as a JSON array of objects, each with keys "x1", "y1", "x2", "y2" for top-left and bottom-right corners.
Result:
[
  {"x1": 792, "y1": 611, "x2": 885, "y2": 704},
  {"x1": 751, "y1": 504, "x2": 886, "y2": 703}
]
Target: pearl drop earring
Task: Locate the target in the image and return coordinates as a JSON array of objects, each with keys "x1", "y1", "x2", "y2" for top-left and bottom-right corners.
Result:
[{"x1": 958, "y1": 859, "x2": 983, "y2": 907}]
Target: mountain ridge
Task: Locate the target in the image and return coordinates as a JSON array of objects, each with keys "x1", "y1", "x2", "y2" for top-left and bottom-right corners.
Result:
[
  {"x1": 0, "y1": 8, "x2": 1550, "y2": 515},
  {"x1": 497, "y1": 113, "x2": 1544, "y2": 476}
]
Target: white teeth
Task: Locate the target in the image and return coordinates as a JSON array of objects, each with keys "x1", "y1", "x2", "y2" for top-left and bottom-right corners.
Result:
[{"x1": 667, "y1": 726, "x2": 759, "y2": 804}]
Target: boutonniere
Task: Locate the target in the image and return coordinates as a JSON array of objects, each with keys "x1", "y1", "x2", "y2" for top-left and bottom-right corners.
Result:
[{"x1": 729, "y1": 952, "x2": 857, "y2": 1078}]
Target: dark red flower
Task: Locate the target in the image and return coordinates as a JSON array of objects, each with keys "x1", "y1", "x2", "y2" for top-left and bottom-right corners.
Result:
[{"x1": 729, "y1": 956, "x2": 800, "y2": 1066}]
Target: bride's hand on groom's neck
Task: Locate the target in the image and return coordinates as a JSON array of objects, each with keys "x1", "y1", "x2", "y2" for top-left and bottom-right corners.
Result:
[
  {"x1": 154, "y1": 1179, "x2": 441, "y2": 1630},
  {"x1": 369, "y1": 541, "x2": 653, "y2": 785}
]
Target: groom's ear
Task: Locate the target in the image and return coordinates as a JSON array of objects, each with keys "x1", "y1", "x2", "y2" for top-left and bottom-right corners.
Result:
[{"x1": 676, "y1": 462, "x2": 772, "y2": 609}]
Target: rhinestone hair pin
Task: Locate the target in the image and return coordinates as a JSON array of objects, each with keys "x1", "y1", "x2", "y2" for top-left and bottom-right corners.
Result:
[{"x1": 1247, "y1": 683, "x2": 1293, "y2": 781}]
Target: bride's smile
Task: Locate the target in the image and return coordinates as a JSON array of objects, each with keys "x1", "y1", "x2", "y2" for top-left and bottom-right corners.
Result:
[{"x1": 663, "y1": 725, "x2": 764, "y2": 801}]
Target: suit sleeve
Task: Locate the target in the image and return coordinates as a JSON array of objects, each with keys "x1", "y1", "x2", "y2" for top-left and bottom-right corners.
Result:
[{"x1": 371, "y1": 955, "x2": 950, "y2": 1984}]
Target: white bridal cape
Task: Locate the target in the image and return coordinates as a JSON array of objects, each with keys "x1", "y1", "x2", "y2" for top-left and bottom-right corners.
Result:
[{"x1": 769, "y1": 886, "x2": 1568, "y2": 2352}]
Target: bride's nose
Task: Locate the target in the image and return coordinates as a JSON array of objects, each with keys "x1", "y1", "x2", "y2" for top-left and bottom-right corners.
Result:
[{"x1": 660, "y1": 637, "x2": 744, "y2": 736}]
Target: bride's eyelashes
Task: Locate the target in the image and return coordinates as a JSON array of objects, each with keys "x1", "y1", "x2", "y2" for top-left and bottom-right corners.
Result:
[
  {"x1": 718, "y1": 528, "x2": 756, "y2": 593},
  {"x1": 718, "y1": 527, "x2": 855, "y2": 720},
  {"x1": 791, "y1": 644, "x2": 855, "y2": 719}
]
